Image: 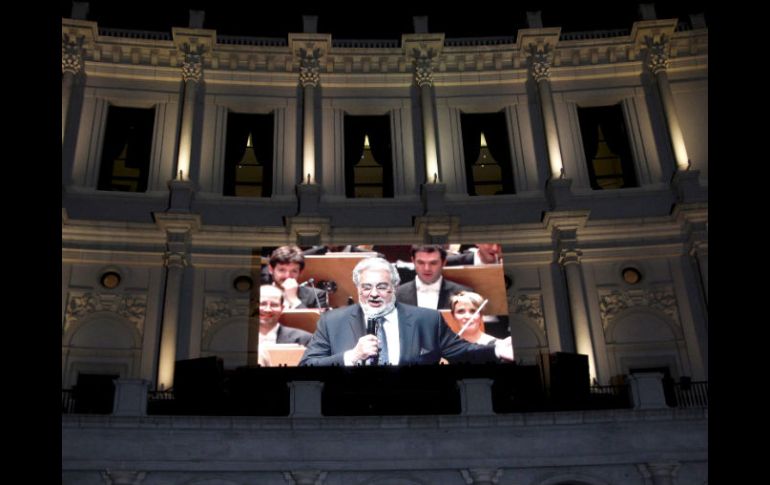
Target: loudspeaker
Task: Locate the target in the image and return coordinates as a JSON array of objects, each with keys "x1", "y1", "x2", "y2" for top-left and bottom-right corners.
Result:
[
  {"x1": 541, "y1": 352, "x2": 590, "y2": 408},
  {"x1": 173, "y1": 357, "x2": 224, "y2": 404}
]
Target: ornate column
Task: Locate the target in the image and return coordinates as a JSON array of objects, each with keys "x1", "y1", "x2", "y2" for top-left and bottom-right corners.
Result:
[
  {"x1": 528, "y1": 44, "x2": 564, "y2": 181},
  {"x1": 289, "y1": 34, "x2": 330, "y2": 215},
  {"x1": 176, "y1": 42, "x2": 205, "y2": 181},
  {"x1": 154, "y1": 214, "x2": 200, "y2": 390},
  {"x1": 460, "y1": 468, "x2": 503, "y2": 485},
  {"x1": 299, "y1": 47, "x2": 321, "y2": 184},
  {"x1": 61, "y1": 33, "x2": 84, "y2": 144},
  {"x1": 646, "y1": 35, "x2": 690, "y2": 172},
  {"x1": 637, "y1": 462, "x2": 680, "y2": 485},
  {"x1": 404, "y1": 34, "x2": 445, "y2": 214},
  {"x1": 546, "y1": 212, "x2": 598, "y2": 382},
  {"x1": 170, "y1": 29, "x2": 214, "y2": 210},
  {"x1": 519, "y1": 27, "x2": 568, "y2": 208}
]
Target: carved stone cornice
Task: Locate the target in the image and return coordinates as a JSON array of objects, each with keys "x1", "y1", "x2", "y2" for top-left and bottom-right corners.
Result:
[
  {"x1": 289, "y1": 34, "x2": 331, "y2": 88},
  {"x1": 414, "y1": 215, "x2": 460, "y2": 244},
  {"x1": 62, "y1": 33, "x2": 85, "y2": 75},
  {"x1": 598, "y1": 286, "x2": 680, "y2": 331},
  {"x1": 516, "y1": 27, "x2": 560, "y2": 82},
  {"x1": 402, "y1": 34, "x2": 444, "y2": 88},
  {"x1": 64, "y1": 292, "x2": 147, "y2": 335}
]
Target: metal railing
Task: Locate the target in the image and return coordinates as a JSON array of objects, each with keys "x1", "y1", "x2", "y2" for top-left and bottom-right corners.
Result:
[
  {"x1": 673, "y1": 381, "x2": 708, "y2": 408},
  {"x1": 444, "y1": 36, "x2": 516, "y2": 47},
  {"x1": 99, "y1": 28, "x2": 172, "y2": 41},
  {"x1": 589, "y1": 384, "x2": 632, "y2": 409},
  {"x1": 217, "y1": 35, "x2": 287, "y2": 47},
  {"x1": 62, "y1": 389, "x2": 76, "y2": 414},
  {"x1": 332, "y1": 39, "x2": 400, "y2": 49},
  {"x1": 560, "y1": 28, "x2": 630, "y2": 41}
]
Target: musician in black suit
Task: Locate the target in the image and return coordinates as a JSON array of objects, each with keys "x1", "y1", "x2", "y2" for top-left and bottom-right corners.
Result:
[
  {"x1": 259, "y1": 285, "x2": 313, "y2": 346},
  {"x1": 395, "y1": 245, "x2": 473, "y2": 310},
  {"x1": 267, "y1": 245, "x2": 326, "y2": 309},
  {"x1": 299, "y1": 257, "x2": 514, "y2": 366}
]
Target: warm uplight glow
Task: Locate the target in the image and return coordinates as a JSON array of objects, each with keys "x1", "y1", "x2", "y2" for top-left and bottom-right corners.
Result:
[
  {"x1": 364, "y1": 134, "x2": 371, "y2": 149},
  {"x1": 480, "y1": 131, "x2": 488, "y2": 148},
  {"x1": 302, "y1": 86, "x2": 315, "y2": 184}
]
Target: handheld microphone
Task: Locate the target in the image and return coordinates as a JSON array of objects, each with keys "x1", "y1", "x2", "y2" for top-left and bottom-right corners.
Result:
[{"x1": 365, "y1": 318, "x2": 380, "y2": 365}]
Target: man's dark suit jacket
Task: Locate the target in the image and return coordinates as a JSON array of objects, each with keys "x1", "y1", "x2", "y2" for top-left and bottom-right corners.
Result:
[
  {"x1": 395, "y1": 278, "x2": 473, "y2": 310},
  {"x1": 299, "y1": 302, "x2": 497, "y2": 366},
  {"x1": 276, "y1": 325, "x2": 313, "y2": 346},
  {"x1": 296, "y1": 285, "x2": 327, "y2": 309}
]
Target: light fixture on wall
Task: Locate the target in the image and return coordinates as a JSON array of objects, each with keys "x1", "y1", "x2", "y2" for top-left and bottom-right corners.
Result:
[
  {"x1": 100, "y1": 271, "x2": 121, "y2": 289},
  {"x1": 622, "y1": 267, "x2": 642, "y2": 285}
]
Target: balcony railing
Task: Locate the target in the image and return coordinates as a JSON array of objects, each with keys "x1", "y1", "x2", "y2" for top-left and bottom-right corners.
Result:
[{"x1": 673, "y1": 380, "x2": 708, "y2": 408}]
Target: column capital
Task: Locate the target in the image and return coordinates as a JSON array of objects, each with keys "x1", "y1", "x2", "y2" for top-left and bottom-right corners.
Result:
[
  {"x1": 289, "y1": 34, "x2": 331, "y2": 87},
  {"x1": 62, "y1": 33, "x2": 85, "y2": 75},
  {"x1": 516, "y1": 27, "x2": 560, "y2": 80},
  {"x1": 180, "y1": 42, "x2": 207, "y2": 82},
  {"x1": 172, "y1": 28, "x2": 216, "y2": 83},
  {"x1": 285, "y1": 214, "x2": 331, "y2": 245},
  {"x1": 153, "y1": 212, "x2": 202, "y2": 235},
  {"x1": 644, "y1": 34, "x2": 670, "y2": 74},
  {"x1": 527, "y1": 43, "x2": 553, "y2": 82},
  {"x1": 630, "y1": 18, "x2": 677, "y2": 73},
  {"x1": 460, "y1": 468, "x2": 503, "y2": 485},
  {"x1": 414, "y1": 214, "x2": 460, "y2": 244},
  {"x1": 403, "y1": 34, "x2": 445, "y2": 87}
]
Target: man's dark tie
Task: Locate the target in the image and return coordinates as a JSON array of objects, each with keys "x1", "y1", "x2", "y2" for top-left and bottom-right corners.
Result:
[{"x1": 368, "y1": 316, "x2": 389, "y2": 365}]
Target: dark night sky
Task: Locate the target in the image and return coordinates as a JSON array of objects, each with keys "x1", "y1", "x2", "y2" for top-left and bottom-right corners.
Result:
[{"x1": 61, "y1": 1, "x2": 707, "y2": 39}]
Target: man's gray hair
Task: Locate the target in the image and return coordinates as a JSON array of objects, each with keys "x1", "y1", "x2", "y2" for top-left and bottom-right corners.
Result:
[{"x1": 352, "y1": 257, "x2": 401, "y2": 287}]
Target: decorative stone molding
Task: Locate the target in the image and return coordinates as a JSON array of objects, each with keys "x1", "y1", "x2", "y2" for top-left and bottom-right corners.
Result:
[
  {"x1": 202, "y1": 296, "x2": 249, "y2": 341},
  {"x1": 65, "y1": 292, "x2": 147, "y2": 335},
  {"x1": 163, "y1": 251, "x2": 189, "y2": 268},
  {"x1": 62, "y1": 33, "x2": 85, "y2": 75},
  {"x1": 283, "y1": 470, "x2": 327, "y2": 485},
  {"x1": 101, "y1": 470, "x2": 146, "y2": 485},
  {"x1": 509, "y1": 294, "x2": 545, "y2": 334},
  {"x1": 558, "y1": 247, "x2": 582, "y2": 266},
  {"x1": 598, "y1": 286, "x2": 680, "y2": 330},
  {"x1": 414, "y1": 215, "x2": 460, "y2": 244},
  {"x1": 180, "y1": 42, "x2": 207, "y2": 82},
  {"x1": 460, "y1": 468, "x2": 503, "y2": 485},
  {"x1": 528, "y1": 44, "x2": 552, "y2": 82},
  {"x1": 645, "y1": 34, "x2": 670, "y2": 74},
  {"x1": 637, "y1": 462, "x2": 680, "y2": 484}
]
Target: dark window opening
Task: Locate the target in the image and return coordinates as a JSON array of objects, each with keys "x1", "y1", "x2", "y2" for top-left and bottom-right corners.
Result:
[
  {"x1": 344, "y1": 114, "x2": 394, "y2": 198},
  {"x1": 224, "y1": 112, "x2": 274, "y2": 197},
  {"x1": 460, "y1": 111, "x2": 515, "y2": 196},
  {"x1": 577, "y1": 104, "x2": 638, "y2": 190},
  {"x1": 73, "y1": 373, "x2": 118, "y2": 414},
  {"x1": 97, "y1": 105, "x2": 154, "y2": 192}
]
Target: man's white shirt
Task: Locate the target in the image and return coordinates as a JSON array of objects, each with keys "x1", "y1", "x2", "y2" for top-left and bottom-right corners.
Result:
[{"x1": 415, "y1": 275, "x2": 442, "y2": 309}]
